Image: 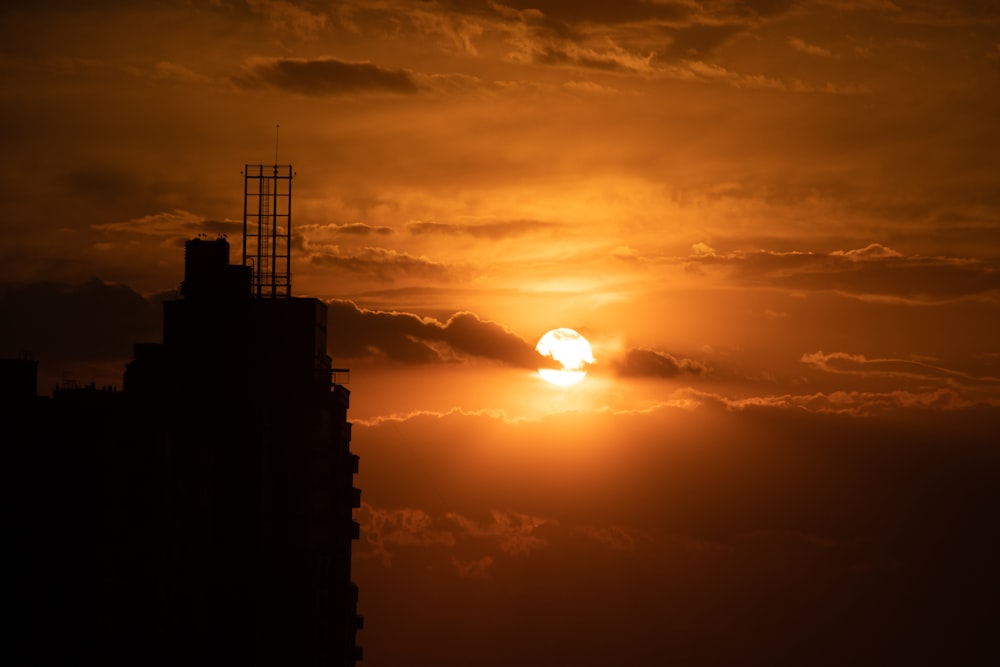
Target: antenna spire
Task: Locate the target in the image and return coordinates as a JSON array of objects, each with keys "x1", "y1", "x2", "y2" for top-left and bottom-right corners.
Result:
[{"x1": 274, "y1": 124, "x2": 280, "y2": 164}]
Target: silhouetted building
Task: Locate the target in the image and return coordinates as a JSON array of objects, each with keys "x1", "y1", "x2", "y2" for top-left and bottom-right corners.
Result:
[
  {"x1": 0, "y1": 356, "x2": 37, "y2": 402},
  {"x1": 8, "y1": 165, "x2": 362, "y2": 666}
]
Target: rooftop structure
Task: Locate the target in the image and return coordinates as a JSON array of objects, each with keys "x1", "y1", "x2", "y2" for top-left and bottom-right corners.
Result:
[{"x1": 243, "y1": 164, "x2": 293, "y2": 298}]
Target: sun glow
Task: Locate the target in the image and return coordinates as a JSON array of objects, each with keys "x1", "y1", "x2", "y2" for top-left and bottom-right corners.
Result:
[{"x1": 536, "y1": 328, "x2": 594, "y2": 386}]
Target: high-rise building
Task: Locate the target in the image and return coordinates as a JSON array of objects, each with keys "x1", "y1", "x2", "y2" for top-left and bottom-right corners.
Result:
[{"x1": 9, "y1": 165, "x2": 362, "y2": 665}]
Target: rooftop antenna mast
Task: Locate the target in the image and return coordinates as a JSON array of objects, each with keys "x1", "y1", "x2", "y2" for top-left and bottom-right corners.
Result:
[{"x1": 243, "y1": 125, "x2": 293, "y2": 298}]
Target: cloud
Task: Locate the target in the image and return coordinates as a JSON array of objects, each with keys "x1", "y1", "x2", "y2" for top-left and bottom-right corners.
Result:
[
  {"x1": 407, "y1": 219, "x2": 560, "y2": 238},
  {"x1": 736, "y1": 529, "x2": 838, "y2": 549},
  {"x1": 353, "y1": 385, "x2": 1000, "y2": 535},
  {"x1": 94, "y1": 210, "x2": 238, "y2": 237},
  {"x1": 484, "y1": 0, "x2": 792, "y2": 30},
  {"x1": 578, "y1": 525, "x2": 636, "y2": 551},
  {"x1": 300, "y1": 222, "x2": 394, "y2": 237},
  {"x1": 438, "y1": 311, "x2": 551, "y2": 367},
  {"x1": 309, "y1": 247, "x2": 457, "y2": 282},
  {"x1": 788, "y1": 36, "x2": 833, "y2": 57},
  {"x1": 351, "y1": 406, "x2": 525, "y2": 429},
  {"x1": 800, "y1": 350, "x2": 1000, "y2": 386},
  {"x1": 830, "y1": 242, "x2": 902, "y2": 260},
  {"x1": 611, "y1": 245, "x2": 638, "y2": 262},
  {"x1": 817, "y1": 0, "x2": 901, "y2": 10},
  {"x1": 326, "y1": 299, "x2": 545, "y2": 367},
  {"x1": 349, "y1": 382, "x2": 1000, "y2": 667},
  {"x1": 358, "y1": 503, "x2": 457, "y2": 567},
  {"x1": 0, "y1": 279, "x2": 160, "y2": 362},
  {"x1": 666, "y1": 59, "x2": 869, "y2": 94},
  {"x1": 417, "y1": 71, "x2": 492, "y2": 95},
  {"x1": 0, "y1": 1, "x2": 143, "y2": 14},
  {"x1": 561, "y1": 79, "x2": 621, "y2": 95},
  {"x1": 686, "y1": 386, "x2": 987, "y2": 416},
  {"x1": 691, "y1": 242, "x2": 718, "y2": 256},
  {"x1": 351, "y1": 378, "x2": 999, "y2": 427},
  {"x1": 62, "y1": 165, "x2": 143, "y2": 200},
  {"x1": 685, "y1": 244, "x2": 1000, "y2": 303},
  {"x1": 236, "y1": 56, "x2": 419, "y2": 96},
  {"x1": 447, "y1": 510, "x2": 556, "y2": 556},
  {"x1": 466, "y1": 0, "x2": 803, "y2": 76},
  {"x1": 357, "y1": 503, "x2": 556, "y2": 568},
  {"x1": 532, "y1": 42, "x2": 655, "y2": 73},
  {"x1": 245, "y1": 0, "x2": 327, "y2": 40},
  {"x1": 407, "y1": 4, "x2": 485, "y2": 55},
  {"x1": 325, "y1": 300, "x2": 440, "y2": 363},
  {"x1": 452, "y1": 556, "x2": 494, "y2": 577},
  {"x1": 662, "y1": 24, "x2": 743, "y2": 59},
  {"x1": 613, "y1": 348, "x2": 708, "y2": 378},
  {"x1": 488, "y1": 0, "x2": 692, "y2": 26},
  {"x1": 152, "y1": 61, "x2": 210, "y2": 83},
  {"x1": 458, "y1": 1, "x2": 760, "y2": 73}
]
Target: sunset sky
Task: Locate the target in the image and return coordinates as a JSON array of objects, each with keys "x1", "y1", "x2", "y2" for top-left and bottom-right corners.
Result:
[{"x1": 3, "y1": 1, "x2": 1000, "y2": 664}]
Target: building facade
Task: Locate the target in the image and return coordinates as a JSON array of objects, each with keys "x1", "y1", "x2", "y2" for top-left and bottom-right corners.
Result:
[{"x1": 9, "y1": 236, "x2": 362, "y2": 665}]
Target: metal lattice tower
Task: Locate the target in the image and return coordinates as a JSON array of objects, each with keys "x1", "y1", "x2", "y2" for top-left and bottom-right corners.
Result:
[{"x1": 243, "y1": 164, "x2": 293, "y2": 298}]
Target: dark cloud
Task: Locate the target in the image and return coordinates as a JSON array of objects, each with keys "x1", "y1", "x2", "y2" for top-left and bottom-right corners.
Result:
[
  {"x1": 434, "y1": 311, "x2": 547, "y2": 368},
  {"x1": 326, "y1": 299, "x2": 545, "y2": 368},
  {"x1": 353, "y1": 398, "x2": 1000, "y2": 666},
  {"x1": 0, "y1": 0, "x2": 137, "y2": 11},
  {"x1": 407, "y1": 220, "x2": 560, "y2": 238},
  {"x1": 421, "y1": 0, "x2": 692, "y2": 37},
  {"x1": 309, "y1": 247, "x2": 456, "y2": 282},
  {"x1": 493, "y1": 0, "x2": 692, "y2": 25},
  {"x1": 0, "y1": 279, "x2": 160, "y2": 362},
  {"x1": 734, "y1": 0, "x2": 797, "y2": 19},
  {"x1": 94, "y1": 210, "x2": 240, "y2": 237},
  {"x1": 614, "y1": 347, "x2": 708, "y2": 378},
  {"x1": 331, "y1": 222, "x2": 394, "y2": 236},
  {"x1": 326, "y1": 300, "x2": 439, "y2": 363},
  {"x1": 688, "y1": 244, "x2": 1000, "y2": 303},
  {"x1": 441, "y1": 0, "x2": 793, "y2": 27},
  {"x1": 62, "y1": 165, "x2": 142, "y2": 201},
  {"x1": 661, "y1": 23, "x2": 744, "y2": 59},
  {"x1": 426, "y1": 1, "x2": 778, "y2": 71},
  {"x1": 236, "y1": 57, "x2": 419, "y2": 96}
]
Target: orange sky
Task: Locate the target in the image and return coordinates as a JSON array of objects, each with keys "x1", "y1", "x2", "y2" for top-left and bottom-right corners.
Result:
[{"x1": 3, "y1": 2, "x2": 1000, "y2": 665}]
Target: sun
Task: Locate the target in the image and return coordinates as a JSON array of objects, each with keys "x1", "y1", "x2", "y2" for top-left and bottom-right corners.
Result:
[{"x1": 536, "y1": 328, "x2": 594, "y2": 386}]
